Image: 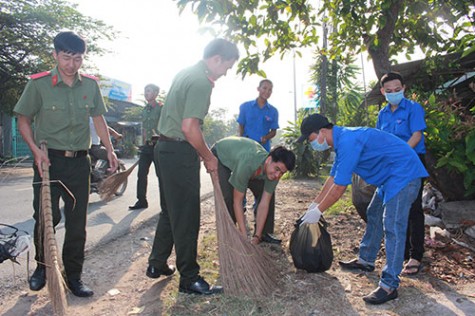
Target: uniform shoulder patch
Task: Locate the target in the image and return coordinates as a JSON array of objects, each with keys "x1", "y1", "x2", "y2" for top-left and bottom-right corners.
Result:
[
  {"x1": 80, "y1": 73, "x2": 99, "y2": 81},
  {"x1": 29, "y1": 71, "x2": 51, "y2": 80}
]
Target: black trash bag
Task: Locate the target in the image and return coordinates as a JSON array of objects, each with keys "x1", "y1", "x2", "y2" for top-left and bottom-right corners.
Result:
[{"x1": 289, "y1": 217, "x2": 333, "y2": 273}]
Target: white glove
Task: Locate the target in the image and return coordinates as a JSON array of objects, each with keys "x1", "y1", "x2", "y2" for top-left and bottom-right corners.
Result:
[{"x1": 300, "y1": 203, "x2": 322, "y2": 226}]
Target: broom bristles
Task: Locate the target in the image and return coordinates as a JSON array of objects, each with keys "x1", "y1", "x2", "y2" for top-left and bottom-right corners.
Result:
[
  {"x1": 211, "y1": 172, "x2": 278, "y2": 297},
  {"x1": 40, "y1": 141, "x2": 67, "y2": 315},
  {"x1": 98, "y1": 160, "x2": 139, "y2": 201}
]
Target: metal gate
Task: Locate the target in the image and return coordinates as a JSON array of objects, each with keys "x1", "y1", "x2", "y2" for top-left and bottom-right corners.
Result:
[{"x1": 11, "y1": 117, "x2": 32, "y2": 159}]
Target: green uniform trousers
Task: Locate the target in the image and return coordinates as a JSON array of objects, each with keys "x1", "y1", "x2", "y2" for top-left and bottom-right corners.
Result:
[
  {"x1": 32, "y1": 153, "x2": 90, "y2": 280},
  {"x1": 148, "y1": 141, "x2": 201, "y2": 285},
  {"x1": 136, "y1": 143, "x2": 158, "y2": 203},
  {"x1": 215, "y1": 157, "x2": 275, "y2": 236}
]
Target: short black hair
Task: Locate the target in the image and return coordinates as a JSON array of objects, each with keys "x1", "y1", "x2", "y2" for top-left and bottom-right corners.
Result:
[
  {"x1": 53, "y1": 31, "x2": 87, "y2": 55},
  {"x1": 259, "y1": 79, "x2": 273, "y2": 87},
  {"x1": 203, "y1": 38, "x2": 239, "y2": 61},
  {"x1": 145, "y1": 84, "x2": 160, "y2": 94},
  {"x1": 269, "y1": 146, "x2": 296, "y2": 172},
  {"x1": 380, "y1": 72, "x2": 404, "y2": 87}
]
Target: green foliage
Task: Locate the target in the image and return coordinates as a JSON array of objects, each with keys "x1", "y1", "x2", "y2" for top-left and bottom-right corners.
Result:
[
  {"x1": 202, "y1": 108, "x2": 237, "y2": 146},
  {"x1": 424, "y1": 93, "x2": 475, "y2": 196},
  {"x1": 281, "y1": 109, "x2": 329, "y2": 178},
  {"x1": 122, "y1": 106, "x2": 144, "y2": 122},
  {"x1": 309, "y1": 52, "x2": 378, "y2": 127},
  {"x1": 0, "y1": 0, "x2": 117, "y2": 114},
  {"x1": 176, "y1": 0, "x2": 473, "y2": 78}
]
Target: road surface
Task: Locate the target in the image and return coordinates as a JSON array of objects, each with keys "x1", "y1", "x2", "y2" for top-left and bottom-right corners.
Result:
[{"x1": 0, "y1": 159, "x2": 213, "y2": 283}]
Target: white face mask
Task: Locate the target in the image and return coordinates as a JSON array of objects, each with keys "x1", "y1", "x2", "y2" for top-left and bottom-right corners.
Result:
[{"x1": 310, "y1": 137, "x2": 330, "y2": 152}]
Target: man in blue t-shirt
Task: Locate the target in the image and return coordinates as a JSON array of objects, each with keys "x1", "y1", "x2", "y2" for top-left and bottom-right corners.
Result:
[
  {"x1": 297, "y1": 114, "x2": 428, "y2": 305},
  {"x1": 377, "y1": 72, "x2": 427, "y2": 277},
  {"x1": 237, "y1": 79, "x2": 279, "y2": 151}
]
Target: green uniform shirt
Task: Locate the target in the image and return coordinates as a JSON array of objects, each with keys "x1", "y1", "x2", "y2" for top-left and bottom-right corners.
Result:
[
  {"x1": 14, "y1": 67, "x2": 107, "y2": 151},
  {"x1": 214, "y1": 136, "x2": 279, "y2": 193},
  {"x1": 142, "y1": 101, "x2": 162, "y2": 142},
  {"x1": 158, "y1": 61, "x2": 213, "y2": 139}
]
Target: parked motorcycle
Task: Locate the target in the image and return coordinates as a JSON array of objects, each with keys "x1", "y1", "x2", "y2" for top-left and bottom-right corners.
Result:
[{"x1": 90, "y1": 156, "x2": 127, "y2": 196}]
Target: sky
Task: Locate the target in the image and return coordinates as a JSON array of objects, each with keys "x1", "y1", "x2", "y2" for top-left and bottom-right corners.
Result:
[{"x1": 75, "y1": 0, "x2": 376, "y2": 127}]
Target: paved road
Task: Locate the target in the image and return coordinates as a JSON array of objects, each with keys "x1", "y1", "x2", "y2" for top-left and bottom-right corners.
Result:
[{"x1": 0, "y1": 159, "x2": 213, "y2": 282}]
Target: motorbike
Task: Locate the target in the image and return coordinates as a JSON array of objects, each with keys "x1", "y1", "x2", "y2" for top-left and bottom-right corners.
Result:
[{"x1": 90, "y1": 154, "x2": 127, "y2": 196}]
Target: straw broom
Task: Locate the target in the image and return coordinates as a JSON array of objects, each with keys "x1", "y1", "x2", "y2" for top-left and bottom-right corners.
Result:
[
  {"x1": 210, "y1": 172, "x2": 278, "y2": 297},
  {"x1": 98, "y1": 160, "x2": 139, "y2": 202},
  {"x1": 39, "y1": 141, "x2": 67, "y2": 315}
]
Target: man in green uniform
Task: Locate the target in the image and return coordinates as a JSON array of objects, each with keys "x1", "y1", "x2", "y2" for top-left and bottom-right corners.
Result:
[
  {"x1": 14, "y1": 31, "x2": 118, "y2": 297},
  {"x1": 146, "y1": 38, "x2": 239, "y2": 295},
  {"x1": 129, "y1": 84, "x2": 162, "y2": 210},
  {"x1": 211, "y1": 136, "x2": 295, "y2": 244}
]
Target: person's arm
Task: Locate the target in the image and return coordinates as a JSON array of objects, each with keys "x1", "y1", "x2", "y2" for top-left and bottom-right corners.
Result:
[
  {"x1": 260, "y1": 129, "x2": 277, "y2": 144},
  {"x1": 17, "y1": 114, "x2": 48, "y2": 178},
  {"x1": 232, "y1": 189, "x2": 247, "y2": 237},
  {"x1": 253, "y1": 191, "x2": 273, "y2": 242},
  {"x1": 92, "y1": 116, "x2": 118, "y2": 172},
  {"x1": 407, "y1": 131, "x2": 422, "y2": 148},
  {"x1": 182, "y1": 117, "x2": 217, "y2": 173},
  {"x1": 302, "y1": 176, "x2": 346, "y2": 225},
  {"x1": 108, "y1": 126, "x2": 123, "y2": 141},
  {"x1": 238, "y1": 124, "x2": 244, "y2": 136},
  {"x1": 317, "y1": 183, "x2": 347, "y2": 212},
  {"x1": 312, "y1": 176, "x2": 335, "y2": 204}
]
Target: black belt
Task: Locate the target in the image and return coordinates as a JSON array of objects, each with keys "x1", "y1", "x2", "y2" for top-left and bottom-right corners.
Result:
[
  {"x1": 158, "y1": 135, "x2": 186, "y2": 142},
  {"x1": 48, "y1": 148, "x2": 88, "y2": 158}
]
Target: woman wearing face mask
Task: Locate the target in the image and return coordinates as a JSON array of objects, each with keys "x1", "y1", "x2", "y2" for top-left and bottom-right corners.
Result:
[{"x1": 296, "y1": 114, "x2": 427, "y2": 305}]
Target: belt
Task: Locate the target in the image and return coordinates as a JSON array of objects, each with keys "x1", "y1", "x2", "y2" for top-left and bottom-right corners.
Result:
[
  {"x1": 48, "y1": 148, "x2": 88, "y2": 158},
  {"x1": 158, "y1": 135, "x2": 186, "y2": 142}
]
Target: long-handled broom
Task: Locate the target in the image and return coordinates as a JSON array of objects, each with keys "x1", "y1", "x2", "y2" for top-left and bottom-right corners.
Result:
[
  {"x1": 210, "y1": 172, "x2": 278, "y2": 297},
  {"x1": 98, "y1": 160, "x2": 139, "y2": 202},
  {"x1": 39, "y1": 141, "x2": 67, "y2": 315}
]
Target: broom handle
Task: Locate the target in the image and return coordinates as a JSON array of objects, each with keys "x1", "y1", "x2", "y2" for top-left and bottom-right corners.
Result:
[{"x1": 39, "y1": 142, "x2": 60, "y2": 265}]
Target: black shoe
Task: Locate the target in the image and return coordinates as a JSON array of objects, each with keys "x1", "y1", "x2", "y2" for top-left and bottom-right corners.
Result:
[
  {"x1": 146, "y1": 264, "x2": 176, "y2": 279},
  {"x1": 29, "y1": 265, "x2": 46, "y2": 291},
  {"x1": 260, "y1": 233, "x2": 282, "y2": 244},
  {"x1": 179, "y1": 276, "x2": 223, "y2": 295},
  {"x1": 339, "y1": 258, "x2": 375, "y2": 272},
  {"x1": 129, "y1": 201, "x2": 148, "y2": 210},
  {"x1": 363, "y1": 287, "x2": 398, "y2": 304},
  {"x1": 67, "y1": 279, "x2": 94, "y2": 297}
]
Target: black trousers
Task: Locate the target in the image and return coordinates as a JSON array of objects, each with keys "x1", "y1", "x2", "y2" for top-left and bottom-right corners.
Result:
[
  {"x1": 136, "y1": 143, "x2": 158, "y2": 202},
  {"x1": 148, "y1": 141, "x2": 201, "y2": 285},
  {"x1": 404, "y1": 154, "x2": 426, "y2": 261},
  {"x1": 32, "y1": 154, "x2": 90, "y2": 280}
]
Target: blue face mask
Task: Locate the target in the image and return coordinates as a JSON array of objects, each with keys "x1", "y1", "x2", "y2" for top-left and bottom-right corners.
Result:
[
  {"x1": 310, "y1": 137, "x2": 330, "y2": 152},
  {"x1": 385, "y1": 90, "x2": 404, "y2": 105}
]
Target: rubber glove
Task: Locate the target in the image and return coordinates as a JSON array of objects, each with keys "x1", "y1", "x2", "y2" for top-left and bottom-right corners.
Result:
[{"x1": 300, "y1": 203, "x2": 322, "y2": 226}]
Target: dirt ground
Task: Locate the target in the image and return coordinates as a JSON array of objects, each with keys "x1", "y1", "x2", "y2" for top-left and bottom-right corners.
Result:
[{"x1": 1, "y1": 178, "x2": 474, "y2": 315}]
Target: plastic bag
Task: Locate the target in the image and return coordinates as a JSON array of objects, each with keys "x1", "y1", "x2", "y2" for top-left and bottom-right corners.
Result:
[
  {"x1": 0, "y1": 224, "x2": 31, "y2": 264},
  {"x1": 289, "y1": 217, "x2": 333, "y2": 273}
]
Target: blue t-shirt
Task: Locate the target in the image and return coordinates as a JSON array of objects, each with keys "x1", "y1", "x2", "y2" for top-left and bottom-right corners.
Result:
[
  {"x1": 237, "y1": 99, "x2": 279, "y2": 151},
  {"x1": 376, "y1": 98, "x2": 426, "y2": 154},
  {"x1": 330, "y1": 126, "x2": 428, "y2": 203}
]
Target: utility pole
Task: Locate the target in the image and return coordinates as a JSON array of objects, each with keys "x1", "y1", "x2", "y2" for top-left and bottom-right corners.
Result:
[{"x1": 292, "y1": 50, "x2": 297, "y2": 122}]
